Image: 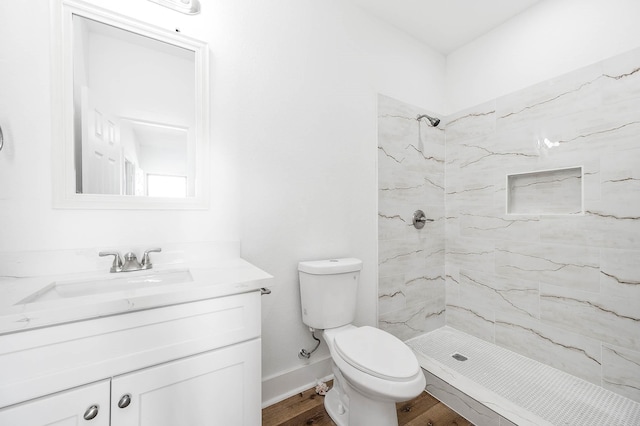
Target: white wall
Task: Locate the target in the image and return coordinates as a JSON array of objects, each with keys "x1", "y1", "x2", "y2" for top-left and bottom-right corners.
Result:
[
  {"x1": 446, "y1": 0, "x2": 640, "y2": 113},
  {"x1": 233, "y1": 0, "x2": 446, "y2": 392},
  {"x1": 87, "y1": 29, "x2": 195, "y2": 126}
]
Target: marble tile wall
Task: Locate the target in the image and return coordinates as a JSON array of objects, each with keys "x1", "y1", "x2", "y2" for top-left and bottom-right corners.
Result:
[
  {"x1": 507, "y1": 166, "x2": 583, "y2": 215},
  {"x1": 445, "y1": 47, "x2": 640, "y2": 403},
  {"x1": 377, "y1": 94, "x2": 446, "y2": 340}
]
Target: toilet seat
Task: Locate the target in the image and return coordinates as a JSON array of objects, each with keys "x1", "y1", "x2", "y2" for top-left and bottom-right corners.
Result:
[
  {"x1": 334, "y1": 326, "x2": 420, "y2": 381},
  {"x1": 324, "y1": 326, "x2": 426, "y2": 403}
]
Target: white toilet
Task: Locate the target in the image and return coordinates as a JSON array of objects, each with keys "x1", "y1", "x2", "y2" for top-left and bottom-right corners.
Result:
[{"x1": 298, "y1": 258, "x2": 425, "y2": 426}]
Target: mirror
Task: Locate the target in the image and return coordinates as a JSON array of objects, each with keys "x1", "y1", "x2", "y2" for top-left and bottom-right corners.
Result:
[{"x1": 53, "y1": 0, "x2": 209, "y2": 209}]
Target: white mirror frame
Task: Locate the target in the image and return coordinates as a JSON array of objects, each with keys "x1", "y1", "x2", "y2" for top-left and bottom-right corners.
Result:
[{"x1": 51, "y1": 0, "x2": 210, "y2": 209}]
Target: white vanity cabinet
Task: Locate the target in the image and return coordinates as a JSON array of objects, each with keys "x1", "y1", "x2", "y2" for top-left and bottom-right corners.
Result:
[
  {"x1": 0, "y1": 380, "x2": 111, "y2": 426},
  {"x1": 0, "y1": 291, "x2": 262, "y2": 425},
  {"x1": 111, "y1": 339, "x2": 260, "y2": 426}
]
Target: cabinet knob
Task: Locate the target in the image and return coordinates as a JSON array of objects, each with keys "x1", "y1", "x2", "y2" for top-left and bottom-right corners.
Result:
[
  {"x1": 83, "y1": 404, "x2": 99, "y2": 420},
  {"x1": 118, "y1": 393, "x2": 132, "y2": 409}
]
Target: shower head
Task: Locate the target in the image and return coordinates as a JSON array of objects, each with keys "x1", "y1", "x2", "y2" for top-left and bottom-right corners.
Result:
[{"x1": 416, "y1": 114, "x2": 440, "y2": 127}]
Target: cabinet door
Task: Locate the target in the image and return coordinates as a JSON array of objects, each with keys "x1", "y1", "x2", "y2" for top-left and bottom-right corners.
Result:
[
  {"x1": 111, "y1": 338, "x2": 261, "y2": 426},
  {"x1": 0, "y1": 379, "x2": 110, "y2": 426}
]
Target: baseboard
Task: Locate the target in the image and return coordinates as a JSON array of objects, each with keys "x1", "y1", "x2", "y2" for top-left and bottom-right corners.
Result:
[{"x1": 261, "y1": 356, "x2": 333, "y2": 408}]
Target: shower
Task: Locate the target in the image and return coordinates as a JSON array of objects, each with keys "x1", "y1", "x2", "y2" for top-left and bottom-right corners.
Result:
[{"x1": 416, "y1": 113, "x2": 440, "y2": 127}]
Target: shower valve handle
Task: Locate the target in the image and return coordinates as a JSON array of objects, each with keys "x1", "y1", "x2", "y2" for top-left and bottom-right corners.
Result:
[{"x1": 412, "y1": 210, "x2": 433, "y2": 229}]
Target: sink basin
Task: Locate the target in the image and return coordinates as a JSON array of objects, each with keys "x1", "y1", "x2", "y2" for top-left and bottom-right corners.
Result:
[{"x1": 17, "y1": 269, "x2": 193, "y2": 304}]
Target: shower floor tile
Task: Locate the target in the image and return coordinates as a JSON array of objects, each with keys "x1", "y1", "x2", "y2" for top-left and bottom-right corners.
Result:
[{"x1": 407, "y1": 326, "x2": 640, "y2": 426}]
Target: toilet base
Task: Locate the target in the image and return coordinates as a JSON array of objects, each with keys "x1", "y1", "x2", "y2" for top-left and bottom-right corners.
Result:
[
  {"x1": 324, "y1": 378, "x2": 399, "y2": 426},
  {"x1": 324, "y1": 388, "x2": 348, "y2": 426}
]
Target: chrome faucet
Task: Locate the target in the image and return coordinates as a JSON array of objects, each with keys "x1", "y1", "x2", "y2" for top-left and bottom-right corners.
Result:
[
  {"x1": 122, "y1": 252, "x2": 142, "y2": 272},
  {"x1": 99, "y1": 248, "x2": 162, "y2": 273}
]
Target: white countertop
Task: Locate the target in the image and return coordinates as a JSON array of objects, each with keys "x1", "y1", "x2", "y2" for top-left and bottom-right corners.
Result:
[{"x1": 0, "y1": 258, "x2": 272, "y2": 335}]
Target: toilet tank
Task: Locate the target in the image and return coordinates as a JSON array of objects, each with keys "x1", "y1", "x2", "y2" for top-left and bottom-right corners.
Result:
[{"x1": 298, "y1": 258, "x2": 362, "y2": 329}]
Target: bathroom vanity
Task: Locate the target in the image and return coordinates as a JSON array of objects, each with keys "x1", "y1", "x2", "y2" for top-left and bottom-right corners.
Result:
[
  {"x1": 0, "y1": 0, "x2": 272, "y2": 422},
  {"x1": 0, "y1": 259, "x2": 271, "y2": 425}
]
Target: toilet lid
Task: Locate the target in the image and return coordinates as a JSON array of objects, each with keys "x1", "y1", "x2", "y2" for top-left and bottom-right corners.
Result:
[{"x1": 334, "y1": 326, "x2": 420, "y2": 381}]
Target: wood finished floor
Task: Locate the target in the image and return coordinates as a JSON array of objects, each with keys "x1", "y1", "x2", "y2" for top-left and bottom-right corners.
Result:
[{"x1": 262, "y1": 381, "x2": 473, "y2": 426}]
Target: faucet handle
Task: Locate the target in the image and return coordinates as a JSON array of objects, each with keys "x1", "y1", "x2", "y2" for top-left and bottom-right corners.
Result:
[
  {"x1": 141, "y1": 248, "x2": 162, "y2": 269},
  {"x1": 99, "y1": 251, "x2": 123, "y2": 273}
]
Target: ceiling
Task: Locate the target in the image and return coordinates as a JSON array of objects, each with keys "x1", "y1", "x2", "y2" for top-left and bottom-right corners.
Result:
[{"x1": 349, "y1": 0, "x2": 542, "y2": 55}]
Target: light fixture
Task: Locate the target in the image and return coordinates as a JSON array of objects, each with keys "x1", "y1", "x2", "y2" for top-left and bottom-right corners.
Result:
[{"x1": 148, "y1": 0, "x2": 201, "y2": 15}]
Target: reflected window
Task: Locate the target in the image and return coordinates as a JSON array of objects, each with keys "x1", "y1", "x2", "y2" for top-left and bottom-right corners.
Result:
[{"x1": 147, "y1": 174, "x2": 187, "y2": 198}]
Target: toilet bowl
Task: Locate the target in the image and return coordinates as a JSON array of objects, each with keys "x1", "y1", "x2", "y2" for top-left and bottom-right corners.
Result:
[
  {"x1": 298, "y1": 257, "x2": 425, "y2": 426},
  {"x1": 322, "y1": 325, "x2": 426, "y2": 426}
]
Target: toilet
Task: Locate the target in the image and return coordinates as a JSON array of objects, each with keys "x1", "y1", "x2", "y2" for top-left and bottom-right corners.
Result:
[{"x1": 298, "y1": 258, "x2": 425, "y2": 426}]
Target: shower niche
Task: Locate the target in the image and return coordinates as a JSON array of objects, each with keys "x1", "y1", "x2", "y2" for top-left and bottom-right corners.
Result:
[{"x1": 506, "y1": 166, "x2": 583, "y2": 215}]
